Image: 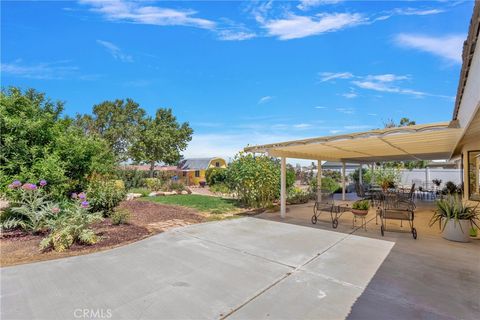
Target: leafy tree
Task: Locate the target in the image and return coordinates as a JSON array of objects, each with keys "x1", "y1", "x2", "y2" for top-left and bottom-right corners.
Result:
[
  {"x1": 75, "y1": 99, "x2": 146, "y2": 162},
  {"x1": 130, "y1": 108, "x2": 193, "y2": 177},
  {"x1": 0, "y1": 87, "x2": 115, "y2": 198}
]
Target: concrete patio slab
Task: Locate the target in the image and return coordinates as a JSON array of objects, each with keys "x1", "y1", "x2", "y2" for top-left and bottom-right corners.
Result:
[
  {"x1": 2, "y1": 212, "x2": 478, "y2": 320},
  {"x1": 228, "y1": 269, "x2": 365, "y2": 320},
  {"x1": 179, "y1": 218, "x2": 348, "y2": 267}
]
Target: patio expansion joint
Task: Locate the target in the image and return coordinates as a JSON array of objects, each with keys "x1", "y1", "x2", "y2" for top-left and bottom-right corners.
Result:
[
  {"x1": 174, "y1": 229, "x2": 297, "y2": 269},
  {"x1": 220, "y1": 232, "x2": 355, "y2": 319}
]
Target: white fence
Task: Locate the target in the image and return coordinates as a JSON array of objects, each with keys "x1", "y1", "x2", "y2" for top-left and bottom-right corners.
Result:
[
  {"x1": 399, "y1": 169, "x2": 462, "y2": 188},
  {"x1": 320, "y1": 168, "x2": 463, "y2": 188}
]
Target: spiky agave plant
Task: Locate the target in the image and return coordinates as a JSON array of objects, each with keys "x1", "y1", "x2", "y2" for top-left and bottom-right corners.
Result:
[{"x1": 430, "y1": 195, "x2": 480, "y2": 232}]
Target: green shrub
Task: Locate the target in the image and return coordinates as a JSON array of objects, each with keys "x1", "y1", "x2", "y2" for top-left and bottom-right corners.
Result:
[
  {"x1": 349, "y1": 168, "x2": 372, "y2": 184},
  {"x1": 111, "y1": 208, "x2": 130, "y2": 225},
  {"x1": 116, "y1": 169, "x2": 147, "y2": 189},
  {"x1": 40, "y1": 202, "x2": 103, "y2": 252},
  {"x1": 144, "y1": 178, "x2": 163, "y2": 191},
  {"x1": 205, "y1": 167, "x2": 228, "y2": 185},
  {"x1": 308, "y1": 177, "x2": 340, "y2": 194},
  {"x1": 287, "y1": 187, "x2": 310, "y2": 204},
  {"x1": 226, "y1": 153, "x2": 294, "y2": 208},
  {"x1": 87, "y1": 179, "x2": 126, "y2": 216},
  {"x1": 168, "y1": 181, "x2": 185, "y2": 193},
  {"x1": 0, "y1": 87, "x2": 116, "y2": 201},
  {"x1": 209, "y1": 183, "x2": 230, "y2": 194}
]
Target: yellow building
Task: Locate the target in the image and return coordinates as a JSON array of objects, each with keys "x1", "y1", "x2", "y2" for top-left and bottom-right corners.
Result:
[{"x1": 178, "y1": 157, "x2": 227, "y2": 186}]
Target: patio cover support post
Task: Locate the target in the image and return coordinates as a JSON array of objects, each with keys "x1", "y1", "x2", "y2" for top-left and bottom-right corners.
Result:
[
  {"x1": 317, "y1": 160, "x2": 322, "y2": 201},
  {"x1": 342, "y1": 161, "x2": 346, "y2": 201},
  {"x1": 425, "y1": 167, "x2": 430, "y2": 189},
  {"x1": 359, "y1": 164, "x2": 363, "y2": 185},
  {"x1": 280, "y1": 157, "x2": 286, "y2": 218}
]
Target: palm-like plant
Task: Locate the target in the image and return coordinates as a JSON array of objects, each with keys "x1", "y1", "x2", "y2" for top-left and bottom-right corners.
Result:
[{"x1": 430, "y1": 195, "x2": 479, "y2": 232}]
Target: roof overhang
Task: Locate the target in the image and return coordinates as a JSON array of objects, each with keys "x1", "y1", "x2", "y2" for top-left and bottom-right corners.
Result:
[{"x1": 244, "y1": 122, "x2": 463, "y2": 163}]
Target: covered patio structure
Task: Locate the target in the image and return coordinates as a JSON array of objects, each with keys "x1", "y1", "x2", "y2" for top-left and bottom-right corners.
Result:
[{"x1": 245, "y1": 121, "x2": 463, "y2": 218}]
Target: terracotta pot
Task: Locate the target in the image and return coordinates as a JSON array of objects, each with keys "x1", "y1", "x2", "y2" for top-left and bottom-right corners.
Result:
[{"x1": 352, "y1": 209, "x2": 368, "y2": 216}]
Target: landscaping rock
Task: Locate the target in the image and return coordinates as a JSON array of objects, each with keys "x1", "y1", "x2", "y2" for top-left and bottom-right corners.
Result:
[
  {"x1": 126, "y1": 193, "x2": 143, "y2": 201},
  {"x1": 164, "y1": 191, "x2": 177, "y2": 196},
  {"x1": 181, "y1": 190, "x2": 189, "y2": 195},
  {"x1": 148, "y1": 192, "x2": 158, "y2": 197}
]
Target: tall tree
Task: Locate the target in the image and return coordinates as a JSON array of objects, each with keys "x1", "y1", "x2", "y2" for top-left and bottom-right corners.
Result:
[
  {"x1": 76, "y1": 99, "x2": 145, "y2": 162},
  {"x1": 130, "y1": 108, "x2": 193, "y2": 177}
]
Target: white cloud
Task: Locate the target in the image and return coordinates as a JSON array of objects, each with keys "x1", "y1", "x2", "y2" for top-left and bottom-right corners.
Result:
[
  {"x1": 318, "y1": 72, "x2": 354, "y2": 82},
  {"x1": 0, "y1": 60, "x2": 78, "y2": 79},
  {"x1": 261, "y1": 12, "x2": 365, "y2": 40},
  {"x1": 297, "y1": 0, "x2": 344, "y2": 11},
  {"x1": 80, "y1": 0, "x2": 215, "y2": 29},
  {"x1": 368, "y1": 113, "x2": 378, "y2": 116},
  {"x1": 336, "y1": 107, "x2": 355, "y2": 114},
  {"x1": 394, "y1": 33, "x2": 464, "y2": 63},
  {"x1": 393, "y1": 8, "x2": 445, "y2": 16},
  {"x1": 329, "y1": 129, "x2": 344, "y2": 134},
  {"x1": 96, "y1": 40, "x2": 133, "y2": 62},
  {"x1": 365, "y1": 74, "x2": 409, "y2": 82},
  {"x1": 217, "y1": 29, "x2": 256, "y2": 41},
  {"x1": 258, "y1": 95, "x2": 274, "y2": 104},
  {"x1": 341, "y1": 92, "x2": 357, "y2": 99},
  {"x1": 315, "y1": 106, "x2": 327, "y2": 109},
  {"x1": 293, "y1": 123, "x2": 312, "y2": 129}
]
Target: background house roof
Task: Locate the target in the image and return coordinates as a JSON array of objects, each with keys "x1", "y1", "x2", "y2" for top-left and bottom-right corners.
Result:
[
  {"x1": 178, "y1": 158, "x2": 219, "y2": 171},
  {"x1": 119, "y1": 165, "x2": 178, "y2": 171}
]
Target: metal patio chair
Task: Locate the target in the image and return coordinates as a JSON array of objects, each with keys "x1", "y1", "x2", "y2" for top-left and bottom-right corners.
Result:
[
  {"x1": 379, "y1": 192, "x2": 417, "y2": 239},
  {"x1": 311, "y1": 190, "x2": 338, "y2": 228}
]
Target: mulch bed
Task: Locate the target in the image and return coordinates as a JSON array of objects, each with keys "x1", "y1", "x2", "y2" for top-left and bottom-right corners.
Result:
[{"x1": 0, "y1": 200, "x2": 206, "y2": 267}]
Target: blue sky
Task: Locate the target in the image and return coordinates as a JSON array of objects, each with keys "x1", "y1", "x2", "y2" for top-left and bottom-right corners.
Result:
[{"x1": 1, "y1": 0, "x2": 474, "y2": 163}]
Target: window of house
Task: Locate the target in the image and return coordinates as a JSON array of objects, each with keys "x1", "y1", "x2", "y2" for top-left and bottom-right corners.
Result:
[
  {"x1": 468, "y1": 150, "x2": 480, "y2": 201},
  {"x1": 195, "y1": 170, "x2": 200, "y2": 178},
  {"x1": 215, "y1": 161, "x2": 220, "y2": 167},
  {"x1": 182, "y1": 171, "x2": 187, "y2": 177}
]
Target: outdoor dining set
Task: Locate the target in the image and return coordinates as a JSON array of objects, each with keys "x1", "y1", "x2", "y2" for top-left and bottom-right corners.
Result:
[{"x1": 311, "y1": 183, "x2": 418, "y2": 239}]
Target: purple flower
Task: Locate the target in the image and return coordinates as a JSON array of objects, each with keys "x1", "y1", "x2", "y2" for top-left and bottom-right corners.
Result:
[
  {"x1": 12, "y1": 180, "x2": 22, "y2": 188},
  {"x1": 39, "y1": 180, "x2": 47, "y2": 187},
  {"x1": 22, "y1": 183, "x2": 37, "y2": 191},
  {"x1": 80, "y1": 201, "x2": 89, "y2": 208},
  {"x1": 71, "y1": 193, "x2": 78, "y2": 199},
  {"x1": 78, "y1": 192, "x2": 86, "y2": 200},
  {"x1": 8, "y1": 184, "x2": 14, "y2": 189}
]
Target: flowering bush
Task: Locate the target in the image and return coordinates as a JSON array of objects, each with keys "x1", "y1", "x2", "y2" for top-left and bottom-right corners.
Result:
[
  {"x1": 1, "y1": 180, "x2": 57, "y2": 233},
  {"x1": 87, "y1": 178, "x2": 126, "y2": 216}
]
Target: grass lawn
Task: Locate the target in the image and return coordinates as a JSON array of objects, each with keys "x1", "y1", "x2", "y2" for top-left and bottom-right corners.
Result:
[{"x1": 142, "y1": 194, "x2": 242, "y2": 214}]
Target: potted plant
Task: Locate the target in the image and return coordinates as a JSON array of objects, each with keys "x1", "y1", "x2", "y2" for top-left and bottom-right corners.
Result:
[
  {"x1": 429, "y1": 195, "x2": 479, "y2": 243},
  {"x1": 352, "y1": 199, "x2": 370, "y2": 216},
  {"x1": 372, "y1": 167, "x2": 400, "y2": 191}
]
